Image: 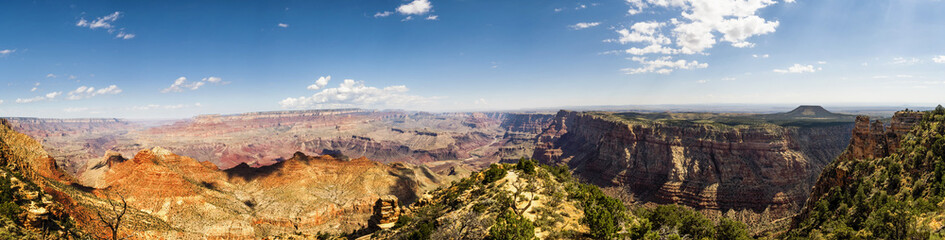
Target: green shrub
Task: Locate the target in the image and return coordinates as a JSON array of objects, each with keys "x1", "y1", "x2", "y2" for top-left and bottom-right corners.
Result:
[
  {"x1": 716, "y1": 218, "x2": 750, "y2": 240},
  {"x1": 0, "y1": 202, "x2": 22, "y2": 223},
  {"x1": 515, "y1": 158, "x2": 536, "y2": 175},
  {"x1": 482, "y1": 164, "x2": 507, "y2": 184},
  {"x1": 487, "y1": 211, "x2": 535, "y2": 240}
]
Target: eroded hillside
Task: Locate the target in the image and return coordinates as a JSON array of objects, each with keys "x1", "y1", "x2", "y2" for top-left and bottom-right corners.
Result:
[
  {"x1": 6, "y1": 110, "x2": 554, "y2": 178},
  {"x1": 362, "y1": 159, "x2": 753, "y2": 239},
  {"x1": 532, "y1": 106, "x2": 856, "y2": 230},
  {"x1": 786, "y1": 107, "x2": 945, "y2": 239},
  {"x1": 0, "y1": 118, "x2": 464, "y2": 239}
]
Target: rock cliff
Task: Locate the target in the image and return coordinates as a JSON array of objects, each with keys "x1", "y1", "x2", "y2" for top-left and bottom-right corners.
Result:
[{"x1": 532, "y1": 109, "x2": 854, "y2": 224}]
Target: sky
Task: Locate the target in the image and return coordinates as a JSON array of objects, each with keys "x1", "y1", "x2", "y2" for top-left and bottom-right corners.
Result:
[{"x1": 1, "y1": 0, "x2": 944, "y2": 119}]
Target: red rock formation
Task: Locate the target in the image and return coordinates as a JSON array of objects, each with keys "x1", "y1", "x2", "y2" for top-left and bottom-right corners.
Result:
[
  {"x1": 843, "y1": 111, "x2": 925, "y2": 160},
  {"x1": 532, "y1": 110, "x2": 854, "y2": 220}
]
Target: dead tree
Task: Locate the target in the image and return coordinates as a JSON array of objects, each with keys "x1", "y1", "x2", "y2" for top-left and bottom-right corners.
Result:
[
  {"x1": 96, "y1": 193, "x2": 128, "y2": 240},
  {"x1": 510, "y1": 175, "x2": 544, "y2": 216}
]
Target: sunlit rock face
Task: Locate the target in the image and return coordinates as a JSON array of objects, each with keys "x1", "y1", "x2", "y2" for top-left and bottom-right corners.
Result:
[
  {"x1": 533, "y1": 109, "x2": 854, "y2": 222},
  {"x1": 7, "y1": 110, "x2": 554, "y2": 175}
]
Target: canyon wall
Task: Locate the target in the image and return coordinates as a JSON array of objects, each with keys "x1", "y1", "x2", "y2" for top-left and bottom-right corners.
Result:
[
  {"x1": 532, "y1": 110, "x2": 853, "y2": 221},
  {"x1": 798, "y1": 111, "x2": 926, "y2": 218}
]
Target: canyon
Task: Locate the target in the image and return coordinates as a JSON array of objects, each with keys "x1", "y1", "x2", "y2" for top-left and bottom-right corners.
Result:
[
  {"x1": 531, "y1": 106, "x2": 857, "y2": 229},
  {"x1": 5, "y1": 110, "x2": 554, "y2": 182},
  {"x1": 4, "y1": 105, "x2": 900, "y2": 238}
]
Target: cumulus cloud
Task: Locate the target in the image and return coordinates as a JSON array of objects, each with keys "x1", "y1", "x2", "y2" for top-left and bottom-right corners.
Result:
[
  {"x1": 752, "y1": 54, "x2": 769, "y2": 58},
  {"x1": 76, "y1": 12, "x2": 135, "y2": 40},
  {"x1": 46, "y1": 73, "x2": 56, "y2": 78},
  {"x1": 16, "y1": 91, "x2": 63, "y2": 103},
  {"x1": 307, "y1": 76, "x2": 331, "y2": 90},
  {"x1": 426, "y1": 15, "x2": 439, "y2": 20},
  {"x1": 933, "y1": 55, "x2": 945, "y2": 64},
  {"x1": 773, "y1": 64, "x2": 819, "y2": 73},
  {"x1": 570, "y1": 22, "x2": 601, "y2": 30},
  {"x1": 161, "y1": 76, "x2": 225, "y2": 93},
  {"x1": 280, "y1": 77, "x2": 434, "y2": 109},
  {"x1": 278, "y1": 23, "x2": 289, "y2": 28},
  {"x1": 611, "y1": 0, "x2": 780, "y2": 74},
  {"x1": 622, "y1": 56, "x2": 708, "y2": 74},
  {"x1": 374, "y1": 11, "x2": 393, "y2": 18},
  {"x1": 397, "y1": 0, "x2": 433, "y2": 15},
  {"x1": 627, "y1": 0, "x2": 647, "y2": 15},
  {"x1": 0, "y1": 49, "x2": 14, "y2": 56},
  {"x1": 66, "y1": 85, "x2": 122, "y2": 100}
]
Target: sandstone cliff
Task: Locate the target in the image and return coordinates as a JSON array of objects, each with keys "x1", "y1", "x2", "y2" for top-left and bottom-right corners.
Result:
[
  {"x1": 786, "y1": 107, "x2": 943, "y2": 239},
  {"x1": 532, "y1": 109, "x2": 854, "y2": 226}
]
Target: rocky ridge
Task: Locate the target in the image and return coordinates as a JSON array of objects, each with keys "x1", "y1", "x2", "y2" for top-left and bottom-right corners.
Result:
[
  {"x1": 532, "y1": 108, "x2": 855, "y2": 228},
  {"x1": 0, "y1": 118, "x2": 463, "y2": 239}
]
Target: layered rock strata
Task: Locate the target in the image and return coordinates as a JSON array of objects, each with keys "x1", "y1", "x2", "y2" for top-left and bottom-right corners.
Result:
[{"x1": 532, "y1": 110, "x2": 854, "y2": 220}]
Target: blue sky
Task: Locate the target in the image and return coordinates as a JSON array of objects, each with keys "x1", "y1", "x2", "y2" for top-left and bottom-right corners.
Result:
[{"x1": 1, "y1": 0, "x2": 944, "y2": 118}]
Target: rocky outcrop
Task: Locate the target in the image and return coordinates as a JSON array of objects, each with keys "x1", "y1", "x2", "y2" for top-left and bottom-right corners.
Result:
[
  {"x1": 798, "y1": 111, "x2": 927, "y2": 221},
  {"x1": 371, "y1": 195, "x2": 401, "y2": 229},
  {"x1": 532, "y1": 110, "x2": 854, "y2": 221},
  {"x1": 844, "y1": 111, "x2": 924, "y2": 160}
]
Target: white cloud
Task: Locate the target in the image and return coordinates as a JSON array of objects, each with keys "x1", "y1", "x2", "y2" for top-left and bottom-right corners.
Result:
[
  {"x1": 611, "y1": 0, "x2": 780, "y2": 74},
  {"x1": 576, "y1": 4, "x2": 587, "y2": 10},
  {"x1": 76, "y1": 12, "x2": 120, "y2": 29},
  {"x1": 622, "y1": 56, "x2": 708, "y2": 74},
  {"x1": 752, "y1": 54, "x2": 769, "y2": 58},
  {"x1": 627, "y1": 0, "x2": 647, "y2": 15},
  {"x1": 162, "y1": 76, "x2": 224, "y2": 93},
  {"x1": 280, "y1": 78, "x2": 434, "y2": 109},
  {"x1": 116, "y1": 32, "x2": 135, "y2": 39},
  {"x1": 31, "y1": 82, "x2": 39, "y2": 92},
  {"x1": 570, "y1": 22, "x2": 601, "y2": 30},
  {"x1": 0, "y1": 49, "x2": 14, "y2": 56},
  {"x1": 278, "y1": 23, "x2": 289, "y2": 28},
  {"x1": 307, "y1": 76, "x2": 331, "y2": 90},
  {"x1": 374, "y1": 11, "x2": 393, "y2": 18},
  {"x1": 474, "y1": 98, "x2": 488, "y2": 105},
  {"x1": 46, "y1": 73, "x2": 56, "y2": 78},
  {"x1": 817, "y1": 61, "x2": 827, "y2": 64},
  {"x1": 16, "y1": 91, "x2": 62, "y2": 103},
  {"x1": 0, "y1": 100, "x2": 3, "y2": 104},
  {"x1": 426, "y1": 15, "x2": 439, "y2": 20},
  {"x1": 697, "y1": 79, "x2": 709, "y2": 84},
  {"x1": 933, "y1": 55, "x2": 945, "y2": 64},
  {"x1": 76, "y1": 12, "x2": 135, "y2": 40},
  {"x1": 773, "y1": 63, "x2": 817, "y2": 73},
  {"x1": 66, "y1": 85, "x2": 122, "y2": 100},
  {"x1": 554, "y1": 8, "x2": 564, "y2": 12},
  {"x1": 397, "y1": 0, "x2": 433, "y2": 15},
  {"x1": 203, "y1": 76, "x2": 222, "y2": 83},
  {"x1": 784, "y1": 0, "x2": 795, "y2": 3},
  {"x1": 402, "y1": 16, "x2": 413, "y2": 22},
  {"x1": 891, "y1": 57, "x2": 920, "y2": 65},
  {"x1": 46, "y1": 92, "x2": 62, "y2": 99},
  {"x1": 721, "y1": 77, "x2": 736, "y2": 81}
]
